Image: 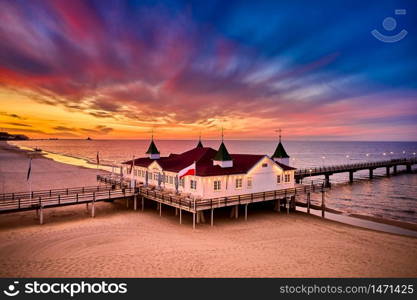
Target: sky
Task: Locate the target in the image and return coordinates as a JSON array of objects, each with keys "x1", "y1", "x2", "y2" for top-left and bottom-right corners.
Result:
[{"x1": 0, "y1": 0, "x2": 416, "y2": 141}]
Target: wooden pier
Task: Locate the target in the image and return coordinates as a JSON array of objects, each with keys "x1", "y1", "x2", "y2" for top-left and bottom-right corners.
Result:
[
  {"x1": 1, "y1": 158, "x2": 414, "y2": 228},
  {"x1": 0, "y1": 177, "x2": 327, "y2": 228},
  {"x1": 0, "y1": 185, "x2": 136, "y2": 224},
  {"x1": 295, "y1": 158, "x2": 416, "y2": 187}
]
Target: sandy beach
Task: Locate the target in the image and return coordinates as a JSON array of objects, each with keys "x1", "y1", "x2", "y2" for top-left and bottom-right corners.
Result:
[{"x1": 0, "y1": 142, "x2": 416, "y2": 277}]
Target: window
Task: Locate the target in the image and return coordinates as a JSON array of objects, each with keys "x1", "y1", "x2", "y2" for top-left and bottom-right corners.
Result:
[
  {"x1": 148, "y1": 172, "x2": 152, "y2": 180},
  {"x1": 235, "y1": 178, "x2": 242, "y2": 189},
  {"x1": 262, "y1": 163, "x2": 268, "y2": 168},
  {"x1": 277, "y1": 175, "x2": 281, "y2": 184},
  {"x1": 169, "y1": 176, "x2": 173, "y2": 184},
  {"x1": 214, "y1": 180, "x2": 221, "y2": 191},
  {"x1": 154, "y1": 173, "x2": 159, "y2": 181},
  {"x1": 190, "y1": 180, "x2": 197, "y2": 190},
  {"x1": 179, "y1": 178, "x2": 185, "y2": 187},
  {"x1": 285, "y1": 174, "x2": 290, "y2": 183},
  {"x1": 247, "y1": 177, "x2": 252, "y2": 188}
]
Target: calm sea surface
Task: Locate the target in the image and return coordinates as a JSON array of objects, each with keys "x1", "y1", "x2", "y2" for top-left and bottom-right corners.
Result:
[{"x1": 10, "y1": 140, "x2": 417, "y2": 224}]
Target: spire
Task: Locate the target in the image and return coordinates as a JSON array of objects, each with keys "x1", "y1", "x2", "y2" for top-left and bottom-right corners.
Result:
[
  {"x1": 272, "y1": 128, "x2": 290, "y2": 166},
  {"x1": 213, "y1": 127, "x2": 233, "y2": 167},
  {"x1": 196, "y1": 132, "x2": 203, "y2": 148},
  {"x1": 146, "y1": 129, "x2": 160, "y2": 159},
  {"x1": 214, "y1": 141, "x2": 232, "y2": 161},
  {"x1": 146, "y1": 139, "x2": 160, "y2": 155}
]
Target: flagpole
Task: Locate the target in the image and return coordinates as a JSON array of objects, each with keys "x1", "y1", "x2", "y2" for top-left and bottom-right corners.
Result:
[
  {"x1": 29, "y1": 176, "x2": 32, "y2": 204},
  {"x1": 27, "y1": 158, "x2": 32, "y2": 204}
]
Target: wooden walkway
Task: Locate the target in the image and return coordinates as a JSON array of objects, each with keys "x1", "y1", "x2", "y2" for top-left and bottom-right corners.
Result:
[
  {"x1": 0, "y1": 185, "x2": 136, "y2": 224},
  {"x1": 0, "y1": 176, "x2": 326, "y2": 228},
  {"x1": 295, "y1": 158, "x2": 416, "y2": 186}
]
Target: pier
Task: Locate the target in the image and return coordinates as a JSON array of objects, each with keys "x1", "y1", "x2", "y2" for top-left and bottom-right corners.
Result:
[
  {"x1": 0, "y1": 176, "x2": 327, "y2": 228},
  {"x1": 0, "y1": 184, "x2": 137, "y2": 224},
  {"x1": 295, "y1": 158, "x2": 416, "y2": 187},
  {"x1": 0, "y1": 158, "x2": 415, "y2": 228}
]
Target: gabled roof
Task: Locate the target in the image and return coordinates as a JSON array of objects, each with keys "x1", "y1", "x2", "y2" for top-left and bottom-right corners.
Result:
[
  {"x1": 272, "y1": 142, "x2": 289, "y2": 158},
  {"x1": 214, "y1": 142, "x2": 232, "y2": 161},
  {"x1": 123, "y1": 146, "x2": 295, "y2": 176},
  {"x1": 145, "y1": 140, "x2": 160, "y2": 155}
]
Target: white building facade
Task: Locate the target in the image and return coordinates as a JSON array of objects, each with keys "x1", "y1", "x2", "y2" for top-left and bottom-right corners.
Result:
[{"x1": 122, "y1": 138, "x2": 295, "y2": 200}]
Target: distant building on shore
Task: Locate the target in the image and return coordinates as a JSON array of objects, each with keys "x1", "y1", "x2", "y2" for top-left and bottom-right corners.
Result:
[
  {"x1": 0, "y1": 132, "x2": 29, "y2": 141},
  {"x1": 122, "y1": 134, "x2": 295, "y2": 199}
]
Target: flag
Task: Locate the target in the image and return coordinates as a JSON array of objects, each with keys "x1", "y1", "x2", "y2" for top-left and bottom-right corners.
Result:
[
  {"x1": 96, "y1": 151, "x2": 100, "y2": 166},
  {"x1": 178, "y1": 162, "x2": 196, "y2": 178},
  {"x1": 26, "y1": 158, "x2": 32, "y2": 181}
]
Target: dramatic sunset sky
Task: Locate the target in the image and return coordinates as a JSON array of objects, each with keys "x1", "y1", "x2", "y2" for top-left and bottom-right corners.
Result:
[{"x1": 0, "y1": 0, "x2": 416, "y2": 140}]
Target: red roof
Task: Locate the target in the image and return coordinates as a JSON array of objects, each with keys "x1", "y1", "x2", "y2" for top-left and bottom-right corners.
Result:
[{"x1": 123, "y1": 147, "x2": 295, "y2": 176}]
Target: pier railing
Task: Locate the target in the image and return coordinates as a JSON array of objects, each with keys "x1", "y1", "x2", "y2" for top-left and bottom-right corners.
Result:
[
  {"x1": 295, "y1": 158, "x2": 416, "y2": 177},
  {"x1": 0, "y1": 186, "x2": 136, "y2": 214},
  {"x1": 0, "y1": 185, "x2": 113, "y2": 202},
  {"x1": 137, "y1": 182, "x2": 325, "y2": 212}
]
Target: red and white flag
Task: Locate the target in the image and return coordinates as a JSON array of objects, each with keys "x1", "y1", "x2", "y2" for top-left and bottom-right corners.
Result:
[{"x1": 178, "y1": 162, "x2": 196, "y2": 178}]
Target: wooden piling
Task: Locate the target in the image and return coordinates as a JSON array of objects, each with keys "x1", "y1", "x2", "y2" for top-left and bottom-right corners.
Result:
[
  {"x1": 179, "y1": 208, "x2": 182, "y2": 224},
  {"x1": 159, "y1": 202, "x2": 162, "y2": 216},
  {"x1": 349, "y1": 171, "x2": 354, "y2": 183},
  {"x1": 91, "y1": 201, "x2": 95, "y2": 218},
  {"x1": 406, "y1": 164, "x2": 412, "y2": 173},
  {"x1": 286, "y1": 197, "x2": 289, "y2": 215},
  {"x1": 141, "y1": 196, "x2": 144, "y2": 211},
  {"x1": 39, "y1": 205, "x2": 43, "y2": 225},
  {"x1": 307, "y1": 192, "x2": 311, "y2": 214},
  {"x1": 134, "y1": 195, "x2": 137, "y2": 211},
  {"x1": 245, "y1": 203, "x2": 248, "y2": 221},
  {"x1": 321, "y1": 189, "x2": 325, "y2": 218},
  {"x1": 324, "y1": 174, "x2": 331, "y2": 188},
  {"x1": 235, "y1": 205, "x2": 238, "y2": 219},
  {"x1": 193, "y1": 212, "x2": 196, "y2": 230},
  {"x1": 211, "y1": 208, "x2": 214, "y2": 226},
  {"x1": 386, "y1": 166, "x2": 390, "y2": 176},
  {"x1": 91, "y1": 193, "x2": 95, "y2": 218},
  {"x1": 369, "y1": 168, "x2": 373, "y2": 179}
]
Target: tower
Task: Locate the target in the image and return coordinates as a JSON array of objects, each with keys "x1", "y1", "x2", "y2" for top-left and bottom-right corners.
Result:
[
  {"x1": 146, "y1": 131, "x2": 160, "y2": 159},
  {"x1": 213, "y1": 128, "x2": 233, "y2": 168},
  {"x1": 271, "y1": 128, "x2": 290, "y2": 166}
]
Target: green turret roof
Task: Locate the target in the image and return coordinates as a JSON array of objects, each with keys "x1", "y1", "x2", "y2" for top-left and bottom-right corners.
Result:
[
  {"x1": 272, "y1": 142, "x2": 289, "y2": 158},
  {"x1": 146, "y1": 139, "x2": 160, "y2": 154},
  {"x1": 214, "y1": 142, "x2": 232, "y2": 161}
]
